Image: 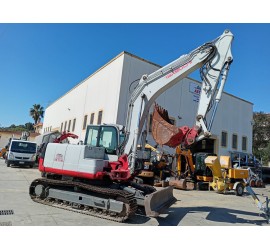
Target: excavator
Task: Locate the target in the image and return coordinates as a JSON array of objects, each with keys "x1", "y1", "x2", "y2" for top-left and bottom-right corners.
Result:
[
  {"x1": 135, "y1": 143, "x2": 175, "y2": 186},
  {"x1": 168, "y1": 146, "x2": 215, "y2": 190},
  {"x1": 135, "y1": 142, "x2": 214, "y2": 189},
  {"x1": 29, "y1": 30, "x2": 234, "y2": 222}
]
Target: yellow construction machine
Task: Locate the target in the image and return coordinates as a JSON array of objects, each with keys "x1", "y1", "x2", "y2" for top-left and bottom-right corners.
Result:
[
  {"x1": 136, "y1": 143, "x2": 174, "y2": 185},
  {"x1": 150, "y1": 102, "x2": 251, "y2": 193},
  {"x1": 0, "y1": 147, "x2": 7, "y2": 159},
  {"x1": 205, "y1": 155, "x2": 249, "y2": 196},
  {"x1": 170, "y1": 146, "x2": 214, "y2": 190},
  {"x1": 135, "y1": 144, "x2": 156, "y2": 185},
  {"x1": 205, "y1": 155, "x2": 270, "y2": 223}
]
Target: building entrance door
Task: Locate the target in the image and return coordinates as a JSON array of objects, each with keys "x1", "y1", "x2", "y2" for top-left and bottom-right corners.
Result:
[{"x1": 192, "y1": 138, "x2": 215, "y2": 154}]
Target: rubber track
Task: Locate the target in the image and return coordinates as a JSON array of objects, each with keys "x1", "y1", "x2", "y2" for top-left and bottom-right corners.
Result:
[{"x1": 29, "y1": 178, "x2": 138, "y2": 223}]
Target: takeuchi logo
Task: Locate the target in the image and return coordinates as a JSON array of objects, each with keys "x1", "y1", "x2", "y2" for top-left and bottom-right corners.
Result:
[
  {"x1": 54, "y1": 154, "x2": 64, "y2": 162},
  {"x1": 165, "y1": 61, "x2": 192, "y2": 79}
]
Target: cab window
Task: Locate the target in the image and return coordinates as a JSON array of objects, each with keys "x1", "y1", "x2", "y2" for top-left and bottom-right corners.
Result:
[
  {"x1": 85, "y1": 126, "x2": 118, "y2": 155},
  {"x1": 85, "y1": 126, "x2": 99, "y2": 146},
  {"x1": 99, "y1": 126, "x2": 118, "y2": 154}
]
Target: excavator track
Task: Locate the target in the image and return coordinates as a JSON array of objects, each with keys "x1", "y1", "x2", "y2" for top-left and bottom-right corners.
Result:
[{"x1": 29, "y1": 178, "x2": 138, "y2": 223}]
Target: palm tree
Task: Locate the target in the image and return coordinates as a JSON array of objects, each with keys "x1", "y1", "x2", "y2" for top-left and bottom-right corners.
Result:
[{"x1": 30, "y1": 104, "x2": 44, "y2": 124}]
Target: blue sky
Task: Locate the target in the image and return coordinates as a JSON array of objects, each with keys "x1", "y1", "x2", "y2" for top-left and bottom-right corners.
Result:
[{"x1": 0, "y1": 23, "x2": 270, "y2": 127}]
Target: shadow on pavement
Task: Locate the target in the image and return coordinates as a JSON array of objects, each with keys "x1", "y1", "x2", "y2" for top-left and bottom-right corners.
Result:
[{"x1": 155, "y1": 206, "x2": 267, "y2": 226}]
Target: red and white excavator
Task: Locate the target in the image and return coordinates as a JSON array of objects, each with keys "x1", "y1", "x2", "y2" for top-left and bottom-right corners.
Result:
[{"x1": 29, "y1": 30, "x2": 234, "y2": 222}]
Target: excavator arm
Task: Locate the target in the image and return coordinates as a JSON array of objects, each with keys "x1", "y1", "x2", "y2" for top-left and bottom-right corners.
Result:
[{"x1": 121, "y1": 30, "x2": 234, "y2": 174}]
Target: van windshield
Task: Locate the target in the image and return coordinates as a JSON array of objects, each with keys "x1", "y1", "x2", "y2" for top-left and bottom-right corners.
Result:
[{"x1": 10, "y1": 141, "x2": 37, "y2": 154}]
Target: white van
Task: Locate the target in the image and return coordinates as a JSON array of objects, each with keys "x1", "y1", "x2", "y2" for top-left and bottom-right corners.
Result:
[{"x1": 6, "y1": 139, "x2": 37, "y2": 168}]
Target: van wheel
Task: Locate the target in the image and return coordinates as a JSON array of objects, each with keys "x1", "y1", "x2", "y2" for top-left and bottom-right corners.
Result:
[{"x1": 29, "y1": 165, "x2": 34, "y2": 168}]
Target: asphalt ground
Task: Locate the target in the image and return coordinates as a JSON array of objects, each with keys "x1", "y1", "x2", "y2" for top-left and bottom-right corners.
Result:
[{"x1": 0, "y1": 158, "x2": 269, "y2": 227}]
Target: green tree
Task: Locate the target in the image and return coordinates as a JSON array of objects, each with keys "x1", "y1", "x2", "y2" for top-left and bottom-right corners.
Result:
[
  {"x1": 253, "y1": 112, "x2": 270, "y2": 164},
  {"x1": 260, "y1": 141, "x2": 270, "y2": 164},
  {"x1": 25, "y1": 122, "x2": 34, "y2": 131},
  {"x1": 30, "y1": 104, "x2": 44, "y2": 124}
]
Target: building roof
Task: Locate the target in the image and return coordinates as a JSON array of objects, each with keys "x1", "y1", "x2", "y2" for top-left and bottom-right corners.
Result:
[
  {"x1": 46, "y1": 51, "x2": 161, "y2": 108},
  {"x1": 46, "y1": 51, "x2": 253, "y2": 108}
]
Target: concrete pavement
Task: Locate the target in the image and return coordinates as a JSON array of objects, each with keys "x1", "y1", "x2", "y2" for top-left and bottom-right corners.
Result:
[{"x1": 0, "y1": 158, "x2": 269, "y2": 226}]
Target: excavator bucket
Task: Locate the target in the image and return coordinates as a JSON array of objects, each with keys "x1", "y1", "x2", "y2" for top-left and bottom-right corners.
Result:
[
  {"x1": 168, "y1": 177, "x2": 187, "y2": 190},
  {"x1": 152, "y1": 103, "x2": 184, "y2": 148},
  {"x1": 169, "y1": 178, "x2": 196, "y2": 190},
  {"x1": 144, "y1": 186, "x2": 176, "y2": 217}
]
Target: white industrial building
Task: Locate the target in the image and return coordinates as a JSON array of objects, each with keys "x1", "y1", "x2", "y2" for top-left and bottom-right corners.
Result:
[{"x1": 42, "y1": 51, "x2": 253, "y2": 156}]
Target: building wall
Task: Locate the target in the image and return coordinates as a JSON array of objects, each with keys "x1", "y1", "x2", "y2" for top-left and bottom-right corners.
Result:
[
  {"x1": 211, "y1": 93, "x2": 253, "y2": 155},
  {"x1": 42, "y1": 80, "x2": 88, "y2": 141},
  {"x1": 118, "y1": 54, "x2": 201, "y2": 129},
  {"x1": 116, "y1": 53, "x2": 161, "y2": 126},
  {"x1": 42, "y1": 51, "x2": 254, "y2": 156},
  {"x1": 149, "y1": 79, "x2": 253, "y2": 156},
  {"x1": 34, "y1": 123, "x2": 43, "y2": 134},
  {"x1": 42, "y1": 54, "x2": 125, "y2": 143},
  {"x1": 117, "y1": 54, "x2": 253, "y2": 155}
]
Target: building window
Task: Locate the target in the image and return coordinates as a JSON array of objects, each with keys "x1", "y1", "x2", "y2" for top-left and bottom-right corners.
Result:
[
  {"x1": 90, "y1": 113, "x2": 95, "y2": 124},
  {"x1": 64, "y1": 121, "x2": 67, "y2": 132},
  {"x1": 221, "y1": 131, "x2": 227, "y2": 147},
  {"x1": 242, "y1": 136, "x2": 247, "y2": 151},
  {"x1": 97, "y1": 111, "x2": 103, "y2": 125},
  {"x1": 60, "y1": 122, "x2": 63, "y2": 132},
  {"x1": 68, "y1": 120, "x2": 71, "y2": 132},
  {"x1": 72, "y1": 118, "x2": 76, "y2": 132},
  {"x1": 232, "y1": 134, "x2": 238, "y2": 150},
  {"x1": 83, "y1": 115, "x2": 88, "y2": 130},
  {"x1": 149, "y1": 113, "x2": 153, "y2": 132}
]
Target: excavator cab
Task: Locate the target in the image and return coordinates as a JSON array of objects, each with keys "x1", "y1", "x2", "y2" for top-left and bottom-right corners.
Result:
[
  {"x1": 85, "y1": 124, "x2": 151, "y2": 166},
  {"x1": 193, "y1": 152, "x2": 215, "y2": 181},
  {"x1": 85, "y1": 125, "x2": 119, "y2": 155}
]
